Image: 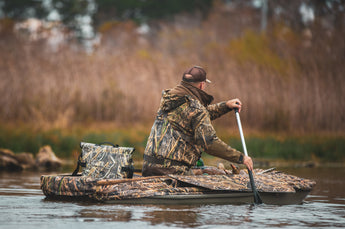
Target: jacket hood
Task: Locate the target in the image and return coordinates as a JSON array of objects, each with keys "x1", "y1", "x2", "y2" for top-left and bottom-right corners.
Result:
[
  {"x1": 159, "y1": 90, "x2": 188, "y2": 113},
  {"x1": 159, "y1": 81, "x2": 214, "y2": 113}
]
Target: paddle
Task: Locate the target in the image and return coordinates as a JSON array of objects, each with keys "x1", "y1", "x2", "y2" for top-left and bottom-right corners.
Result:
[{"x1": 234, "y1": 107, "x2": 263, "y2": 204}]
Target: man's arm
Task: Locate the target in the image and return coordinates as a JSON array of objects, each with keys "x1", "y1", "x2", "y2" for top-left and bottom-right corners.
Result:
[
  {"x1": 206, "y1": 102, "x2": 232, "y2": 120},
  {"x1": 193, "y1": 110, "x2": 244, "y2": 164},
  {"x1": 206, "y1": 138, "x2": 244, "y2": 164},
  {"x1": 204, "y1": 135, "x2": 254, "y2": 170},
  {"x1": 193, "y1": 106, "x2": 253, "y2": 169},
  {"x1": 207, "y1": 98, "x2": 242, "y2": 120}
]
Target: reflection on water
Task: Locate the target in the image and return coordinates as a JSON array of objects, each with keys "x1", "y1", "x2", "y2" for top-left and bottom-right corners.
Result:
[
  {"x1": 281, "y1": 167, "x2": 345, "y2": 205},
  {"x1": 0, "y1": 168, "x2": 344, "y2": 228}
]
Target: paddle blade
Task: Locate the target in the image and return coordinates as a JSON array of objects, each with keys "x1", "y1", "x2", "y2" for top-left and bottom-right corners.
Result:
[{"x1": 248, "y1": 170, "x2": 263, "y2": 204}]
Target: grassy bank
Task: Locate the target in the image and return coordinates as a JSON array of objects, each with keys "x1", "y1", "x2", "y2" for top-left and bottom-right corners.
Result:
[
  {"x1": 226, "y1": 135, "x2": 345, "y2": 163},
  {"x1": 1, "y1": 124, "x2": 344, "y2": 166},
  {"x1": 0, "y1": 124, "x2": 149, "y2": 163}
]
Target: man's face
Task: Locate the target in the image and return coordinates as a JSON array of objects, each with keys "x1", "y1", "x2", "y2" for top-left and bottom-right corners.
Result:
[{"x1": 200, "y1": 81, "x2": 206, "y2": 90}]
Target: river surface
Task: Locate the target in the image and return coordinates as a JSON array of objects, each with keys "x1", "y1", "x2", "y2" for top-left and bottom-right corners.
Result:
[{"x1": 0, "y1": 167, "x2": 344, "y2": 229}]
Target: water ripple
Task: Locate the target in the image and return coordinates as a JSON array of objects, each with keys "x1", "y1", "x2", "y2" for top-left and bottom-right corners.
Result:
[{"x1": 1, "y1": 169, "x2": 345, "y2": 228}]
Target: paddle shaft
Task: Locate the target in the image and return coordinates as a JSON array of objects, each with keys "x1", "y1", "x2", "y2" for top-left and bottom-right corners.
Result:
[
  {"x1": 234, "y1": 109, "x2": 263, "y2": 204},
  {"x1": 235, "y1": 111, "x2": 249, "y2": 157}
]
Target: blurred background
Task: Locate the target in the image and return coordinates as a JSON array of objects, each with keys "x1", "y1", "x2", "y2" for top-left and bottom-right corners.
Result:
[{"x1": 0, "y1": 0, "x2": 344, "y2": 165}]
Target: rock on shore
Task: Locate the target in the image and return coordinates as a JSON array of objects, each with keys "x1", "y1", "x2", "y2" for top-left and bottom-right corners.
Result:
[
  {"x1": 36, "y1": 145, "x2": 63, "y2": 170},
  {"x1": 0, "y1": 145, "x2": 63, "y2": 171}
]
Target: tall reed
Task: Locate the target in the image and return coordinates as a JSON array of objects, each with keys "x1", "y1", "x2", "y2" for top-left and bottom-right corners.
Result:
[{"x1": 0, "y1": 6, "x2": 344, "y2": 134}]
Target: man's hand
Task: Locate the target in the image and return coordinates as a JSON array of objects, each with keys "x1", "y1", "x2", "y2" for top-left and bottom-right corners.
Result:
[
  {"x1": 226, "y1": 98, "x2": 242, "y2": 112},
  {"x1": 243, "y1": 155, "x2": 253, "y2": 171}
]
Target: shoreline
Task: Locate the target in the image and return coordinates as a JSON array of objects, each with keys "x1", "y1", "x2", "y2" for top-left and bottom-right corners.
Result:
[{"x1": 1, "y1": 124, "x2": 344, "y2": 168}]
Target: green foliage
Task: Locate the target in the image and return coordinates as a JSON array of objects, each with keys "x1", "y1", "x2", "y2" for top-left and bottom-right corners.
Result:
[
  {"x1": 0, "y1": 126, "x2": 79, "y2": 158},
  {"x1": 1, "y1": 124, "x2": 344, "y2": 163},
  {"x1": 51, "y1": 0, "x2": 90, "y2": 26},
  {"x1": 94, "y1": 0, "x2": 212, "y2": 24},
  {"x1": 0, "y1": 125, "x2": 149, "y2": 159},
  {"x1": 227, "y1": 135, "x2": 345, "y2": 162},
  {"x1": 0, "y1": 0, "x2": 213, "y2": 33},
  {"x1": 0, "y1": 0, "x2": 48, "y2": 20}
]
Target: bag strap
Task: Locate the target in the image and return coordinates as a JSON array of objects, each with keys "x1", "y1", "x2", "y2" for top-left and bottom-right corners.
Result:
[
  {"x1": 121, "y1": 164, "x2": 134, "y2": 178},
  {"x1": 96, "y1": 142, "x2": 119, "y2": 147},
  {"x1": 72, "y1": 153, "x2": 86, "y2": 176}
]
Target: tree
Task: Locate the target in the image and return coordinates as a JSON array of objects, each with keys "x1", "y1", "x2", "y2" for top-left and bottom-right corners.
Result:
[
  {"x1": 1, "y1": 0, "x2": 213, "y2": 33},
  {"x1": 0, "y1": 0, "x2": 48, "y2": 20},
  {"x1": 93, "y1": 0, "x2": 213, "y2": 26}
]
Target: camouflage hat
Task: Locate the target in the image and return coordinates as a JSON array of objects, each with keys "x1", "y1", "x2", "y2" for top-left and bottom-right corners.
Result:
[{"x1": 182, "y1": 66, "x2": 211, "y2": 83}]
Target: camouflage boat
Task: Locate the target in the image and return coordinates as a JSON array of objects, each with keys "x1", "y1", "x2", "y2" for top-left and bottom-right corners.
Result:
[{"x1": 40, "y1": 168, "x2": 315, "y2": 205}]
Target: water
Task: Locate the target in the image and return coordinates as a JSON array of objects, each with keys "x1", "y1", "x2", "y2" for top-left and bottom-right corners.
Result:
[{"x1": 1, "y1": 168, "x2": 344, "y2": 229}]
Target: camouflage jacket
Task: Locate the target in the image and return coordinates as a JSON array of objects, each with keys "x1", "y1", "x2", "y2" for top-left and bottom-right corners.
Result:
[{"x1": 142, "y1": 82, "x2": 244, "y2": 176}]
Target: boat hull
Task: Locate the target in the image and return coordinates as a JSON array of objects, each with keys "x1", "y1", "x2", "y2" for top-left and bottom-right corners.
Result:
[
  {"x1": 41, "y1": 170, "x2": 315, "y2": 205},
  {"x1": 103, "y1": 191, "x2": 310, "y2": 205}
]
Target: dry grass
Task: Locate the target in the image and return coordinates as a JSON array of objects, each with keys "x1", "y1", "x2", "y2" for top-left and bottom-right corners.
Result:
[{"x1": 0, "y1": 6, "x2": 344, "y2": 134}]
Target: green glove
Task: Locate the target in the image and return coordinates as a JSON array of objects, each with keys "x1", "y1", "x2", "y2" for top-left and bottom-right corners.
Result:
[{"x1": 196, "y1": 158, "x2": 204, "y2": 167}]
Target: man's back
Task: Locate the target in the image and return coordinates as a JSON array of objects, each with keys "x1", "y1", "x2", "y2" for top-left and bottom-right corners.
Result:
[
  {"x1": 142, "y1": 88, "x2": 207, "y2": 176},
  {"x1": 142, "y1": 66, "x2": 251, "y2": 176}
]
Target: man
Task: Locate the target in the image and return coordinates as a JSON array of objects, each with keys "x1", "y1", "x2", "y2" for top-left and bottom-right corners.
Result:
[{"x1": 142, "y1": 66, "x2": 253, "y2": 176}]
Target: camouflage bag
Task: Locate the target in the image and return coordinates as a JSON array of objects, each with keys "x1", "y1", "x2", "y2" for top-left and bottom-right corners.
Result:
[{"x1": 72, "y1": 142, "x2": 135, "y2": 179}]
